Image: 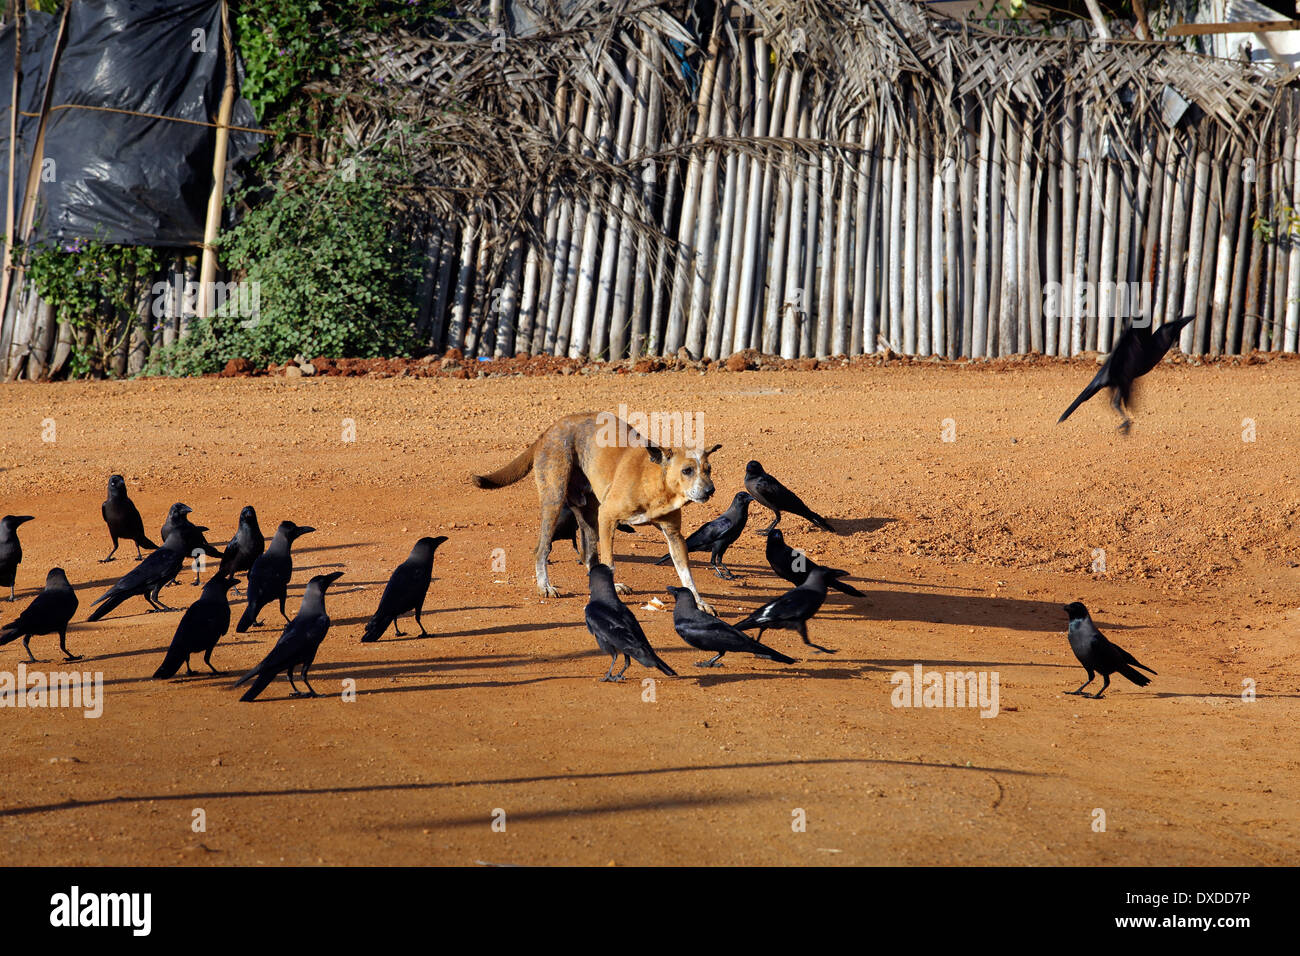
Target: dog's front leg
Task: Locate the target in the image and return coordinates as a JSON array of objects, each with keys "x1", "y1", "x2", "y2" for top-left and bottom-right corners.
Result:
[
  {"x1": 597, "y1": 507, "x2": 630, "y2": 594},
  {"x1": 657, "y1": 517, "x2": 715, "y2": 615}
]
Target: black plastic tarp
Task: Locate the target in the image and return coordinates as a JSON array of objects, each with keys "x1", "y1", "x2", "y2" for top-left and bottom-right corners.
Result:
[{"x1": 0, "y1": 0, "x2": 262, "y2": 249}]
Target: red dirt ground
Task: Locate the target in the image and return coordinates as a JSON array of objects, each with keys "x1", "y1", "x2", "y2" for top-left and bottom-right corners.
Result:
[{"x1": 0, "y1": 358, "x2": 1297, "y2": 865}]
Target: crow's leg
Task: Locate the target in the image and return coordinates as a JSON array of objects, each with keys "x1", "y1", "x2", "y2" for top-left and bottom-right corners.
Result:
[
  {"x1": 695, "y1": 652, "x2": 725, "y2": 668},
  {"x1": 796, "y1": 621, "x2": 836, "y2": 655},
  {"x1": 299, "y1": 663, "x2": 319, "y2": 698},
  {"x1": 1111, "y1": 390, "x2": 1132, "y2": 436},
  {"x1": 599, "y1": 653, "x2": 620, "y2": 682},
  {"x1": 1066, "y1": 671, "x2": 1094, "y2": 695}
]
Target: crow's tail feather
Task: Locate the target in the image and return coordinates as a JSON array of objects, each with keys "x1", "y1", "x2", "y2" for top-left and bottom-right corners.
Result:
[
  {"x1": 830, "y1": 578, "x2": 865, "y2": 597},
  {"x1": 238, "y1": 669, "x2": 276, "y2": 702},
  {"x1": 152, "y1": 642, "x2": 187, "y2": 680},
  {"x1": 86, "y1": 591, "x2": 126, "y2": 622},
  {"x1": 1116, "y1": 663, "x2": 1152, "y2": 687},
  {"x1": 653, "y1": 654, "x2": 677, "y2": 678},
  {"x1": 754, "y1": 643, "x2": 795, "y2": 664},
  {"x1": 1057, "y1": 371, "x2": 1108, "y2": 424},
  {"x1": 235, "y1": 601, "x2": 260, "y2": 634},
  {"x1": 360, "y1": 612, "x2": 390, "y2": 643}
]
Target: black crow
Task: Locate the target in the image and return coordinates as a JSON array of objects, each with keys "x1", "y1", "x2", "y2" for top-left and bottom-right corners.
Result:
[
  {"x1": 86, "y1": 529, "x2": 189, "y2": 621},
  {"x1": 160, "y1": 503, "x2": 223, "y2": 586},
  {"x1": 766, "y1": 528, "x2": 864, "y2": 597},
  {"x1": 100, "y1": 475, "x2": 157, "y2": 562},
  {"x1": 153, "y1": 573, "x2": 239, "y2": 678},
  {"x1": 734, "y1": 566, "x2": 845, "y2": 654},
  {"x1": 655, "y1": 491, "x2": 753, "y2": 579},
  {"x1": 666, "y1": 585, "x2": 794, "y2": 667},
  {"x1": 218, "y1": 506, "x2": 265, "y2": 586},
  {"x1": 361, "y1": 535, "x2": 447, "y2": 642},
  {"x1": 584, "y1": 563, "x2": 676, "y2": 681},
  {"x1": 235, "y1": 571, "x2": 343, "y2": 701},
  {"x1": 0, "y1": 567, "x2": 79, "y2": 661},
  {"x1": 744, "y1": 461, "x2": 833, "y2": 536},
  {"x1": 1063, "y1": 602, "x2": 1156, "y2": 698},
  {"x1": 0, "y1": 514, "x2": 34, "y2": 601},
  {"x1": 1057, "y1": 314, "x2": 1196, "y2": 434},
  {"x1": 236, "y1": 521, "x2": 315, "y2": 633}
]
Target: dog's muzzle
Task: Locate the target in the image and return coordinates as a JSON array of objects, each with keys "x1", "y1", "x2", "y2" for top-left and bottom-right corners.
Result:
[{"x1": 690, "y1": 484, "x2": 715, "y2": 503}]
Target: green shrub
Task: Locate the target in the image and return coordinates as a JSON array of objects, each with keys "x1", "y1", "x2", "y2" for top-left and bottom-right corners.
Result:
[
  {"x1": 25, "y1": 237, "x2": 163, "y2": 378},
  {"x1": 146, "y1": 159, "x2": 421, "y2": 376}
]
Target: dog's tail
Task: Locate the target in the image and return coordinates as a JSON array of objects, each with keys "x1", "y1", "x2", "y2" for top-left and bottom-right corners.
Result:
[{"x1": 472, "y1": 436, "x2": 542, "y2": 489}]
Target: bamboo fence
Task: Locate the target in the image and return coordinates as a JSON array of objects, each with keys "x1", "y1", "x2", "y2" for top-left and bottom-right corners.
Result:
[{"x1": 3, "y1": 0, "x2": 1299, "y2": 378}]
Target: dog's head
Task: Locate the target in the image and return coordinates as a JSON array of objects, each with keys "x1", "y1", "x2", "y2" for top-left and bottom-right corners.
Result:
[{"x1": 648, "y1": 443, "x2": 721, "y2": 504}]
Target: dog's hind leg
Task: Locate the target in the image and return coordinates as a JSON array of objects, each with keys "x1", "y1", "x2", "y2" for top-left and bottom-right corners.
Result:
[
  {"x1": 596, "y1": 506, "x2": 630, "y2": 594},
  {"x1": 533, "y1": 443, "x2": 572, "y2": 598},
  {"x1": 534, "y1": 499, "x2": 565, "y2": 598},
  {"x1": 573, "y1": 499, "x2": 600, "y2": 570}
]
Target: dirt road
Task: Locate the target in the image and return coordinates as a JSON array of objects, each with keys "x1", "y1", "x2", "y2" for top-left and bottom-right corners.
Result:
[{"x1": 0, "y1": 357, "x2": 1296, "y2": 865}]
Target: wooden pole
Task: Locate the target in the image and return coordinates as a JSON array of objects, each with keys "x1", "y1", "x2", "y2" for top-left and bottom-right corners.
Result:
[
  {"x1": 1018, "y1": 112, "x2": 1036, "y2": 353},
  {"x1": 731, "y1": 33, "x2": 769, "y2": 354},
  {"x1": 834, "y1": 119, "x2": 855, "y2": 357},
  {"x1": 1045, "y1": 117, "x2": 1061, "y2": 356},
  {"x1": 1179, "y1": 145, "x2": 1211, "y2": 355},
  {"x1": 630, "y1": 50, "x2": 664, "y2": 359},
  {"x1": 959, "y1": 99, "x2": 976, "y2": 357},
  {"x1": 816, "y1": 139, "x2": 834, "y2": 358},
  {"x1": 915, "y1": 117, "x2": 932, "y2": 356},
  {"x1": 903, "y1": 107, "x2": 919, "y2": 355},
  {"x1": 1210, "y1": 145, "x2": 1243, "y2": 356},
  {"x1": 610, "y1": 34, "x2": 652, "y2": 360},
  {"x1": 851, "y1": 114, "x2": 874, "y2": 355},
  {"x1": 999, "y1": 103, "x2": 1020, "y2": 357},
  {"x1": 972, "y1": 107, "x2": 990, "y2": 359},
  {"x1": 197, "y1": 0, "x2": 235, "y2": 320},
  {"x1": 761, "y1": 63, "x2": 799, "y2": 356},
  {"x1": 688, "y1": 47, "x2": 727, "y2": 359},
  {"x1": 987, "y1": 103, "x2": 1004, "y2": 356},
  {"x1": 1071, "y1": 124, "x2": 1092, "y2": 355},
  {"x1": 1059, "y1": 98, "x2": 1078, "y2": 353},
  {"x1": 0, "y1": 3, "x2": 21, "y2": 370},
  {"x1": 1226, "y1": 150, "x2": 1252, "y2": 355},
  {"x1": 781, "y1": 104, "x2": 811, "y2": 359},
  {"x1": 2, "y1": 1, "x2": 69, "y2": 377},
  {"x1": 1192, "y1": 153, "x2": 1221, "y2": 356},
  {"x1": 1162, "y1": 132, "x2": 1191, "y2": 332}
]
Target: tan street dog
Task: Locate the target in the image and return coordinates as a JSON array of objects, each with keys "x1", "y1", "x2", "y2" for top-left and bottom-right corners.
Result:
[{"x1": 472, "y1": 412, "x2": 721, "y2": 614}]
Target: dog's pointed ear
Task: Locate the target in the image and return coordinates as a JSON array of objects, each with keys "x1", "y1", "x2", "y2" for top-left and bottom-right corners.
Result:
[
  {"x1": 704, "y1": 443, "x2": 722, "y2": 456},
  {"x1": 645, "y1": 443, "x2": 667, "y2": 465}
]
